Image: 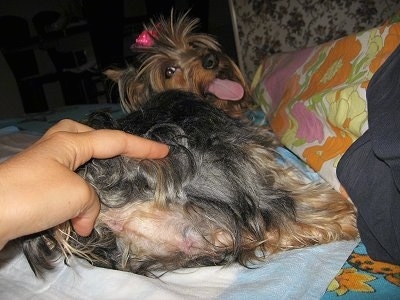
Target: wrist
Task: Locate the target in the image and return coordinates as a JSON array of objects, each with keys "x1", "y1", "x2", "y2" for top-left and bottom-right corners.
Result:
[{"x1": 0, "y1": 161, "x2": 21, "y2": 249}]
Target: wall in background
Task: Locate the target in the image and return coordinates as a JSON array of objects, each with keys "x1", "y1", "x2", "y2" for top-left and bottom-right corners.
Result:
[
  {"x1": 0, "y1": 0, "x2": 85, "y2": 118},
  {"x1": 0, "y1": 0, "x2": 236, "y2": 118}
]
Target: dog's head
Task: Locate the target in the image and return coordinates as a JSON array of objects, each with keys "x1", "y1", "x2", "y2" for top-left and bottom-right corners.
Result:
[{"x1": 105, "y1": 11, "x2": 251, "y2": 118}]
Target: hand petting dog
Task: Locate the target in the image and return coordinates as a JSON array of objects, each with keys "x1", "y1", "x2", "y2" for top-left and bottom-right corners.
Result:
[{"x1": 0, "y1": 119, "x2": 168, "y2": 250}]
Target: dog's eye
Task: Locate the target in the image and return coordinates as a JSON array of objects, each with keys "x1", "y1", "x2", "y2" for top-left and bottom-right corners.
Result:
[{"x1": 165, "y1": 66, "x2": 176, "y2": 79}]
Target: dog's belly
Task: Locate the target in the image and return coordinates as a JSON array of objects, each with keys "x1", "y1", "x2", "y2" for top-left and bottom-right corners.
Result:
[{"x1": 98, "y1": 201, "x2": 230, "y2": 258}]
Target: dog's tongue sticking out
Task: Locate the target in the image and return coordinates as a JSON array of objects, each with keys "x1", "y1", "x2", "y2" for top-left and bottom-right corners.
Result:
[{"x1": 207, "y1": 78, "x2": 244, "y2": 101}]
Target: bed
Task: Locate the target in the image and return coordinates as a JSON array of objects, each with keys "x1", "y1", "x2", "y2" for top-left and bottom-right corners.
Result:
[
  {"x1": 0, "y1": 108, "x2": 397, "y2": 299},
  {"x1": 1, "y1": 1, "x2": 400, "y2": 299},
  {"x1": 0, "y1": 103, "x2": 357, "y2": 299},
  {"x1": 0, "y1": 103, "x2": 396, "y2": 299}
]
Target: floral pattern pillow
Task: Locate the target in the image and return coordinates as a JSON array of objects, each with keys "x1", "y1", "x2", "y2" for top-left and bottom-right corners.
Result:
[{"x1": 252, "y1": 21, "x2": 400, "y2": 193}]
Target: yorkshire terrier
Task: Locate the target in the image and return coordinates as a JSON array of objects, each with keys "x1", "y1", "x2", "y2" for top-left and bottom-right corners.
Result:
[
  {"x1": 104, "y1": 10, "x2": 251, "y2": 118},
  {"x1": 22, "y1": 90, "x2": 357, "y2": 277},
  {"x1": 21, "y1": 12, "x2": 357, "y2": 277}
]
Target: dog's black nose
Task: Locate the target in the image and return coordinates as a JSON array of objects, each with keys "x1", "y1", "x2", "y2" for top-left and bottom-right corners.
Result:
[{"x1": 202, "y1": 53, "x2": 219, "y2": 69}]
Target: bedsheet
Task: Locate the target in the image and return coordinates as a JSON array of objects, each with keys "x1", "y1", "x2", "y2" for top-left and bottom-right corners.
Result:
[{"x1": 0, "y1": 241, "x2": 357, "y2": 299}]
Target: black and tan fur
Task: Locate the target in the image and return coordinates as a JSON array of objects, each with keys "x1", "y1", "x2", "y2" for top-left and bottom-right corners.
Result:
[
  {"x1": 21, "y1": 12, "x2": 357, "y2": 278},
  {"x1": 22, "y1": 90, "x2": 357, "y2": 277}
]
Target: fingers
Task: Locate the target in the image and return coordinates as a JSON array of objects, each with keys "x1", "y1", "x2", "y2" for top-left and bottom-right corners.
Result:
[
  {"x1": 44, "y1": 119, "x2": 169, "y2": 168},
  {"x1": 36, "y1": 120, "x2": 170, "y2": 171},
  {"x1": 88, "y1": 130, "x2": 170, "y2": 159},
  {"x1": 125, "y1": 135, "x2": 170, "y2": 159}
]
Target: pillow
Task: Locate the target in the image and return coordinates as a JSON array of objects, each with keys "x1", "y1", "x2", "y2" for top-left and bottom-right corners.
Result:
[{"x1": 251, "y1": 20, "x2": 400, "y2": 193}]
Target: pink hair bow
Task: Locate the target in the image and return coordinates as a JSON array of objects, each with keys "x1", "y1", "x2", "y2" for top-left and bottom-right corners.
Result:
[{"x1": 131, "y1": 28, "x2": 158, "y2": 48}]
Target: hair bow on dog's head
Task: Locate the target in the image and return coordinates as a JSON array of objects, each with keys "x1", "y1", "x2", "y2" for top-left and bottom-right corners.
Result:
[{"x1": 131, "y1": 27, "x2": 158, "y2": 48}]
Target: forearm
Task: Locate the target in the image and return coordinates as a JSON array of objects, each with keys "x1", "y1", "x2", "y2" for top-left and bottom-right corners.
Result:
[{"x1": 0, "y1": 159, "x2": 26, "y2": 249}]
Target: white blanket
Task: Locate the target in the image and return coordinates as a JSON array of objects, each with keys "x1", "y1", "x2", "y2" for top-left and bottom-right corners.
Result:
[{"x1": 0, "y1": 240, "x2": 358, "y2": 300}]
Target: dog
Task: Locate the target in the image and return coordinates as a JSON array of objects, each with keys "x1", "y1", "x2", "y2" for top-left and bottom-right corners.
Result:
[
  {"x1": 22, "y1": 90, "x2": 358, "y2": 277},
  {"x1": 104, "y1": 10, "x2": 252, "y2": 118}
]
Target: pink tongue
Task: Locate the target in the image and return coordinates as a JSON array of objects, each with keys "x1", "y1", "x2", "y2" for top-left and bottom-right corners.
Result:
[{"x1": 207, "y1": 78, "x2": 244, "y2": 101}]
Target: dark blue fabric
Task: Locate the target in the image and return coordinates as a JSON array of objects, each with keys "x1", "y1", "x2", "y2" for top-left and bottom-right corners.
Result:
[{"x1": 337, "y1": 43, "x2": 400, "y2": 265}]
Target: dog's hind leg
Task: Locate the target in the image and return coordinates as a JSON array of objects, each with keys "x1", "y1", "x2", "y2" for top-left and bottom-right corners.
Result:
[{"x1": 263, "y1": 184, "x2": 358, "y2": 253}]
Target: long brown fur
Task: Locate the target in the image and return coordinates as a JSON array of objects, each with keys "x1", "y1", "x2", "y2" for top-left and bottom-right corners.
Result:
[
  {"x1": 20, "y1": 12, "x2": 358, "y2": 278},
  {"x1": 21, "y1": 90, "x2": 358, "y2": 277}
]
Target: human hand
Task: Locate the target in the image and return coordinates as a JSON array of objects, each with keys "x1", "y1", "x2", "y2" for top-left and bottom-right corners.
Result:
[{"x1": 0, "y1": 119, "x2": 169, "y2": 249}]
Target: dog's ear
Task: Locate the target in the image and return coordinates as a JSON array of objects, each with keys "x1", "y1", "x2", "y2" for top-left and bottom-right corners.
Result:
[{"x1": 104, "y1": 69, "x2": 122, "y2": 82}]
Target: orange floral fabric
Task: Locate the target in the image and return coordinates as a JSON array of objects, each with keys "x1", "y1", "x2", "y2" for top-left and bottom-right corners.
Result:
[
  {"x1": 299, "y1": 36, "x2": 362, "y2": 100},
  {"x1": 252, "y1": 21, "x2": 400, "y2": 192}
]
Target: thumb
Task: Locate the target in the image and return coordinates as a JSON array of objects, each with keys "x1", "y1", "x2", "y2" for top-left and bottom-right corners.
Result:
[{"x1": 70, "y1": 185, "x2": 101, "y2": 236}]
